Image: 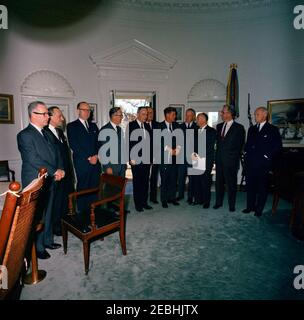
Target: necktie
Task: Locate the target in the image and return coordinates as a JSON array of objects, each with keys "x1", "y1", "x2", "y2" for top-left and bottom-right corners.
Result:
[
  {"x1": 169, "y1": 123, "x2": 173, "y2": 132},
  {"x1": 55, "y1": 128, "x2": 63, "y2": 142},
  {"x1": 85, "y1": 121, "x2": 89, "y2": 132},
  {"x1": 221, "y1": 122, "x2": 227, "y2": 138},
  {"x1": 41, "y1": 128, "x2": 49, "y2": 142},
  {"x1": 257, "y1": 123, "x2": 260, "y2": 131}
]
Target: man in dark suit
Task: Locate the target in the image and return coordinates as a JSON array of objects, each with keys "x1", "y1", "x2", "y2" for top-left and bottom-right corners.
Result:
[
  {"x1": 214, "y1": 105, "x2": 245, "y2": 212},
  {"x1": 159, "y1": 107, "x2": 181, "y2": 208},
  {"x1": 192, "y1": 113, "x2": 216, "y2": 208},
  {"x1": 98, "y1": 107, "x2": 127, "y2": 178},
  {"x1": 127, "y1": 107, "x2": 152, "y2": 212},
  {"x1": 243, "y1": 106, "x2": 282, "y2": 217},
  {"x1": 17, "y1": 101, "x2": 65, "y2": 259},
  {"x1": 67, "y1": 102, "x2": 101, "y2": 213},
  {"x1": 177, "y1": 108, "x2": 197, "y2": 203},
  {"x1": 45, "y1": 106, "x2": 75, "y2": 236},
  {"x1": 146, "y1": 106, "x2": 159, "y2": 204}
]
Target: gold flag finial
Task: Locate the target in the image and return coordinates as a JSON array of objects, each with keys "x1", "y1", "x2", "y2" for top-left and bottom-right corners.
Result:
[{"x1": 230, "y1": 63, "x2": 238, "y2": 69}]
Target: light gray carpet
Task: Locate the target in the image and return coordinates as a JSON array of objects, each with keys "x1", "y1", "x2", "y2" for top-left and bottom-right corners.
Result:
[{"x1": 20, "y1": 191, "x2": 304, "y2": 300}]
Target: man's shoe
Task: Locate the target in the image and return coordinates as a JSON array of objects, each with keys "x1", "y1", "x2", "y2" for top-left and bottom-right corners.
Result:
[
  {"x1": 37, "y1": 250, "x2": 51, "y2": 259},
  {"x1": 170, "y1": 200, "x2": 180, "y2": 206},
  {"x1": 135, "y1": 207, "x2": 144, "y2": 212},
  {"x1": 229, "y1": 207, "x2": 236, "y2": 212},
  {"x1": 213, "y1": 204, "x2": 222, "y2": 209},
  {"x1": 45, "y1": 243, "x2": 62, "y2": 250},
  {"x1": 143, "y1": 204, "x2": 153, "y2": 210},
  {"x1": 150, "y1": 200, "x2": 159, "y2": 204},
  {"x1": 242, "y1": 208, "x2": 252, "y2": 214},
  {"x1": 162, "y1": 202, "x2": 168, "y2": 208},
  {"x1": 254, "y1": 211, "x2": 262, "y2": 217},
  {"x1": 203, "y1": 203, "x2": 210, "y2": 209}
]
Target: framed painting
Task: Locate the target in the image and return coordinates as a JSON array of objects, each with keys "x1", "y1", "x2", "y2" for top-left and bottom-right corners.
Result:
[
  {"x1": 88, "y1": 103, "x2": 97, "y2": 123},
  {"x1": 169, "y1": 104, "x2": 185, "y2": 123},
  {"x1": 0, "y1": 94, "x2": 14, "y2": 124},
  {"x1": 268, "y1": 98, "x2": 304, "y2": 147}
]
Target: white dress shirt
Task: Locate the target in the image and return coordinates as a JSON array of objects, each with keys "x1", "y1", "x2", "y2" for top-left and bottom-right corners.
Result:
[
  {"x1": 222, "y1": 119, "x2": 234, "y2": 136},
  {"x1": 30, "y1": 122, "x2": 44, "y2": 136},
  {"x1": 79, "y1": 118, "x2": 89, "y2": 131},
  {"x1": 48, "y1": 124, "x2": 60, "y2": 140}
]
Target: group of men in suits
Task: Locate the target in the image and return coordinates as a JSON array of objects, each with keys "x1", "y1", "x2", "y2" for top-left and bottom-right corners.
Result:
[{"x1": 17, "y1": 100, "x2": 282, "y2": 259}]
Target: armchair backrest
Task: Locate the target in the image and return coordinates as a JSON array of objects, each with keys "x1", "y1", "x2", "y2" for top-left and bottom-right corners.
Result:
[{"x1": 0, "y1": 168, "x2": 47, "y2": 299}]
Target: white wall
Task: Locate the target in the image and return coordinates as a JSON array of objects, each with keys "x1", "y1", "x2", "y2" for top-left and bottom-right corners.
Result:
[{"x1": 0, "y1": 1, "x2": 302, "y2": 180}]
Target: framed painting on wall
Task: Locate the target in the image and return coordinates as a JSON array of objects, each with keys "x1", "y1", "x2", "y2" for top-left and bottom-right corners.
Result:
[
  {"x1": 268, "y1": 98, "x2": 304, "y2": 147},
  {"x1": 0, "y1": 94, "x2": 14, "y2": 124},
  {"x1": 169, "y1": 104, "x2": 185, "y2": 123},
  {"x1": 88, "y1": 103, "x2": 98, "y2": 123}
]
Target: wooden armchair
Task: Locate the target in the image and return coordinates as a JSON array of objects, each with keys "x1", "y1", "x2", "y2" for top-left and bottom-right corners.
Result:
[
  {"x1": 61, "y1": 173, "x2": 128, "y2": 275},
  {"x1": 0, "y1": 168, "x2": 47, "y2": 300}
]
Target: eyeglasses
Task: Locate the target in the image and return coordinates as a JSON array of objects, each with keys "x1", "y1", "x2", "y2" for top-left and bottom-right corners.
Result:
[
  {"x1": 33, "y1": 111, "x2": 50, "y2": 116},
  {"x1": 79, "y1": 108, "x2": 91, "y2": 112}
]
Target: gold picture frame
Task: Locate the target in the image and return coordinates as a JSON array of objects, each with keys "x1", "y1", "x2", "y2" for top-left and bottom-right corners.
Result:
[
  {"x1": 268, "y1": 98, "x2": 304, "y2": 148},
  {"x1": 0, "y1": 94, "x2": 14, "y2": 124}
]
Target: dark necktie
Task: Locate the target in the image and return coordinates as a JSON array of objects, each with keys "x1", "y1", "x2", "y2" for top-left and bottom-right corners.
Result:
[
  {"x1": 85, "y1": 121, "x2": 89, "y2": 132},
  {"x1": 221, "y1": 122, "x2": 227, "y2": 138},
  {"x1": 169, "y1": 123, "x2": 173, "y2": 132},
  {"x1": 41, "y1": 128, "x2": 49, "y2": 142},
  {"x1": 55, "y1": 128, "x2": 63, "y2": 142},
  {"x1": 257, "y1": 123, "x2": 260, "y2": 132}
]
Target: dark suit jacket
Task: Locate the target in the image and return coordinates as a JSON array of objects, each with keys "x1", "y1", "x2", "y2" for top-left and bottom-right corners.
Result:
[
  {"x1": 158, "y1": 121, "x2": 181, "y2": 165},
  {"x1": 17, "y1": 124, "x2": 63, "y2": 187},
  {"x1": 146, "y1": 120, "x2": 159, "y2": 163},
  {"x1": 44, "y1": 126, "x2": 75, "y2": 190},
  {"x1": 127, "y1": 120, "x2": 150, "y2": 163},
  {"x1": 179, "y1": 121, "x2": 198, "y2": 166},
  {"x1": 98, "y1": 122, "x2": 126, "y2": 172},
  {"x1": 215, "y1": 121, "x2": 245, "y2": 168},
  {"x1": 66, "y1": 119, "x2": 99, "y2": 175},
  {"x1": 194, "y1": 125, "x2": 217, "y2": 172},
  {"x1": 244, "y1": 122, "x2": 282, "y2": 170}
]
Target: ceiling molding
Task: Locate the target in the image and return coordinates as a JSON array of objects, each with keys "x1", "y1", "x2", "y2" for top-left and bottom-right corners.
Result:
[{"x1": 109, "y1": 0, "x2": 284, "y2": 13}]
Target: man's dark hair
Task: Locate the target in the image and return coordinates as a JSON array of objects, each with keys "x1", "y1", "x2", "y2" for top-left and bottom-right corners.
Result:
[
  {"x1": 186, "y1": 108, "x2": 196, "y2": 115},
  {"x1": 48, "y1": 106, "x2": 59, "y2": 116},
  {"x1": 109, "y1": 107, "x2": 121, "y2": 119},
  {"x1": 77, "y1": 101, "x2": 88, "y2": 109},
  {"x1": 164, "y1": 106, "x2": 177, "y2": 116},
  {"x1": 137, "y1": 106, "x2": 147, "y2": 113}
]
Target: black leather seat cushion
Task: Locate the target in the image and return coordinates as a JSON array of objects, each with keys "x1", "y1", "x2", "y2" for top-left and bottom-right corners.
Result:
[{"x1": 63, "y1": 206, "x2": 120, "y2": 234}]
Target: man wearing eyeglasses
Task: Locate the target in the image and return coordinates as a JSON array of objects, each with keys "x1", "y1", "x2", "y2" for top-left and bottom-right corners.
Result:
[
  {"x1": 67, "y1": 102, "x2": 101, "y2": 214},
  {"x1": 17, "y1": 101, "x2": 65, "y2": 259}
]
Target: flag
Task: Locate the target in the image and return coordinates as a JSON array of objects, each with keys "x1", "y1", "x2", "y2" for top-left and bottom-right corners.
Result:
[{"x1": 226, "y1": 64, "x2": 239, "y2": 118}]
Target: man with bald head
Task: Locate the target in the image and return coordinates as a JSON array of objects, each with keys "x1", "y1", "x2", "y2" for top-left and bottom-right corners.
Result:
[{"x1": 243, "y1": 106, "x2": 282, "y2": 217}]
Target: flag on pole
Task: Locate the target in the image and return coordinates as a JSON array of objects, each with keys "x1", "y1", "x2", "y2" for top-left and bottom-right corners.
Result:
[{"x1": 226, "y1": 63, "x2": 239, "y2": 118}]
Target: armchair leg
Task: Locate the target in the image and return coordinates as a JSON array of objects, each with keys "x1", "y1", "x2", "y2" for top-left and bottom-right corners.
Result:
[
  {"x1": 119, "y1": 229, "x2": 127, "y2": 255},
  {"x1": 61, "y1": 222, "x2": 68, "y2": 254},
  {"x1": 83, "y1": 240, "x2": 90, "y2": 275}
]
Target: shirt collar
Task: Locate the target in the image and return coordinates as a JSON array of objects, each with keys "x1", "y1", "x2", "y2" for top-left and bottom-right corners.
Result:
[
  {"x1": 110, "y1": 121, "x2": 117, "y2": 130},
  {"x1": 136, "y1": 119, "x2": 144, "y2": 127},
  {"x1": 30, "y1": 122, "x2": 43, "y2": 134}
]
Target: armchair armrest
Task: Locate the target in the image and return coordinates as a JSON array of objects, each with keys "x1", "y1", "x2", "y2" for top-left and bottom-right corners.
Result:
[
  {"x1": 68, "y1": 187, "x2": 99, "y2": 214},
  {"x1": 90, "y1": 193, "x2": 121, "y2": 209},
  {"x1": 89, "y1": 193, "x2": 122, "y2": 227}
]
